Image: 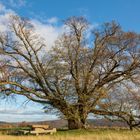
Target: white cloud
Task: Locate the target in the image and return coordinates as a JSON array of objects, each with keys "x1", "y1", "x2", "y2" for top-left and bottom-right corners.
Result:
[
  {"x1": 0, "y1": 14, "x2": 11, "y2": 32},
  {"x1": 0, "y1": 111, "x2": 57, "y2": 122},
  {"x1": 0, "y1": 98, "x2": 57, "y2": 122},
  {"x1": 0, "y1": 3, "x2": 6, "y2": 12},
  {"x1": 0, "y1": 3, "x2": 15, "y2": 32},
  {"x1": 47, "y1": 17, "x2": 58, "y2": 24},
  {"x1": 0, "y1": 3, "x2": 63, "y2": 50},
  {"x1": 31, "y1": 19, "x2": 63, "y2": 50},
  {"x1": 0, "y1": 3, "x2": 15, "y2": 13},
  {"x1": 9, "y1": 0, "x2": 26, "y2": 7}
]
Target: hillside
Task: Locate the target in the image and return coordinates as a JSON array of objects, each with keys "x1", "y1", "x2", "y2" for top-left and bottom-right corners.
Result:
[{"x1": 0, "y1": 119, "x2": 127, "y2": 129}]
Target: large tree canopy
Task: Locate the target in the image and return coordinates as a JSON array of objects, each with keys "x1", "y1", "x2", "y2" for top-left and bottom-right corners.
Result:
[{"x1": 0, "y1": 15, "x2": 140, "y2": 129}]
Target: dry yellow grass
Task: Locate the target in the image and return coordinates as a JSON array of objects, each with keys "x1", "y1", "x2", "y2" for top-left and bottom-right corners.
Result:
[
  {"x1": 0, "y1": 135, "x2": 140, "y2": 140},
  {"x1": 0, "y1": 130, "x2": 140, "y2": 140}
]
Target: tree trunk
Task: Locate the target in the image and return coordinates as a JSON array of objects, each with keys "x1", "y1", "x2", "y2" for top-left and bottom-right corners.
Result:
[
  {"x1": 67, "y1": 118, "x2": 86, "y2": 129},
  {"x1": 129, "y1": 125, "x2": 133, "y2": 131}
]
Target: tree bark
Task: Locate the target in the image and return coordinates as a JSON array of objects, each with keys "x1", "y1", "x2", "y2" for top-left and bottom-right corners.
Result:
[
  {"x1": 67, "y1": 118, "x2": 86, "y2": 129},
  {"x1": 128, "y1": 124, "x2": 133, "y2": 131},
  {"x1": 129, "y1": 125, "x2": 133, "y2": 131}
]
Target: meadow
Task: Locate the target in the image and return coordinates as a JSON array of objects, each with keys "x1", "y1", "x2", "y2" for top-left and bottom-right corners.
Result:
[{"x1": 0, "y1": 129, "x2": 140, "y2": 140}]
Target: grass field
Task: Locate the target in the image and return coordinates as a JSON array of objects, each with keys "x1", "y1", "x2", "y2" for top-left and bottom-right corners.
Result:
[{"x1": 0, "y1": 129, "x2": 140, "y2": 140}]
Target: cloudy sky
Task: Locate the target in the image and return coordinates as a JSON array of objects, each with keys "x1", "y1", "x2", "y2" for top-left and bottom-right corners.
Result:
[{"x1": 0, "y1": 0, "x2": 140, "y2": 122}]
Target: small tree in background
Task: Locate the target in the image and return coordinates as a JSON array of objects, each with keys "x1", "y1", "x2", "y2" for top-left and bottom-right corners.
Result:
[{"x1": 100, "y1": 83, "x2": 140, "y2": 130}]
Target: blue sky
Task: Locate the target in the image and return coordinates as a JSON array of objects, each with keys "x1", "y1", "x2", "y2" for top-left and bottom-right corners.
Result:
[
  {"x1": 0, "y1": 0, "x2": 140, "y2": 122},
  {"x1": 1, "y1": 0, "x2": 140, "y2": 32}
]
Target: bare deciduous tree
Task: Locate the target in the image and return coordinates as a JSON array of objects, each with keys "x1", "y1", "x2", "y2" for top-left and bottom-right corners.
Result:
[
  {"x1": 0, "y1": 15, "x2": 140, "y2": 129},
  {"x1": 101, "y1": 83, "x2": 140, "y2": 130}
]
